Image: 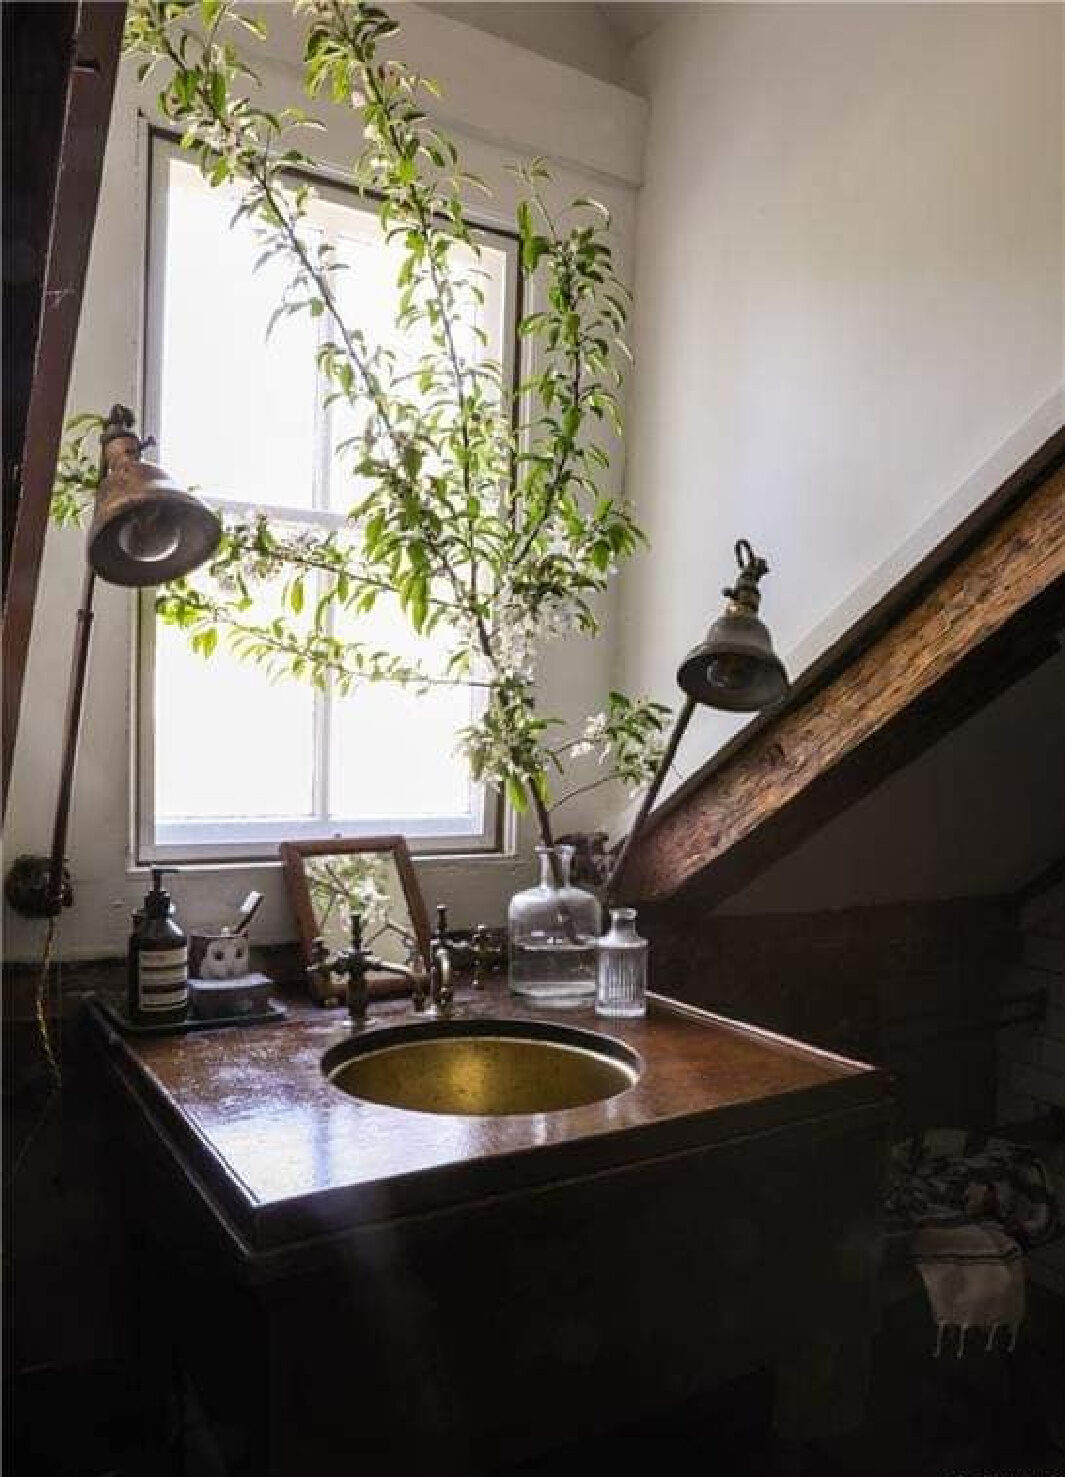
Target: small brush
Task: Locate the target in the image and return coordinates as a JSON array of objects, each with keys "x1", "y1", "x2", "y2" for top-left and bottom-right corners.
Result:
[{"x1": 226, "y1": 890, "x2": 264, "y2": 935}]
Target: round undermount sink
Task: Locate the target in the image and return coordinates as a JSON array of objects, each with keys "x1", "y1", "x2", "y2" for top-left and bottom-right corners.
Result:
[{"x1": 322, "y1": 1018, "x2": 642, "y2": 1117}]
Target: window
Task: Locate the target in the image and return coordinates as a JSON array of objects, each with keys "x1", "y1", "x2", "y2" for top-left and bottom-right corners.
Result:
[{"x1": 138, "y1": 136, "x2": 518, "y2": 862}]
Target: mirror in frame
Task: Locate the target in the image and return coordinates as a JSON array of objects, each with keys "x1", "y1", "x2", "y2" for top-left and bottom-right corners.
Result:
[{"x1": 280, "y1": 836, "x2": 431, "y2": 1003}]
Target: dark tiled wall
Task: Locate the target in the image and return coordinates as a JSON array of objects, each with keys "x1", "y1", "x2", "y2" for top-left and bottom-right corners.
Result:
[
  {"x1": 640, "y1": 895, "x2": 1019, "y2": 1133},
  {"x1": 997, "y1": 877, "x2": 1065, "y2": 1123}
]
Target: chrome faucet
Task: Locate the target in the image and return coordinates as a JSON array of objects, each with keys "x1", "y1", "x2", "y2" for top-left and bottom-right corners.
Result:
[{"x1": 307, "y1": 911, "x2": 425, "y2": 1025}]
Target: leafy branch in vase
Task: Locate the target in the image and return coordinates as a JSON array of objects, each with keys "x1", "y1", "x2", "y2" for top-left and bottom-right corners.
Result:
[{"x1": 55, "y1": 0, "x2": 671, "y2": 853}]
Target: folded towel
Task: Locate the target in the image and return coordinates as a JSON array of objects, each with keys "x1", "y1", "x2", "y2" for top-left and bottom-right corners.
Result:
[
  {"x1": 911, "y1": 1220, "x2": 1025, "y2": 1356},
  {"x1": 884, "y1": 1129, "x2": 1060, "y2": 1356}
]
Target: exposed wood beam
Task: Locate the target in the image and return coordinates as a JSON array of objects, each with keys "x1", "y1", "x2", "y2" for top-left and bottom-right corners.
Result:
[
  {"x1": 1, "y1": 1, "x2": 126, "y2": 816},
  {"x1": 3, "y1": 2, "x2": 78, "y2": 588},
  {"x1": 624, "y1": 435, "x2": 1065, "y2": 906}
]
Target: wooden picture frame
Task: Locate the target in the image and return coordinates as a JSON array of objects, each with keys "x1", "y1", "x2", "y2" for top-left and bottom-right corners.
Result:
[{"x1": 279, "y1": 836, "x2": 432, "y2": 1000}]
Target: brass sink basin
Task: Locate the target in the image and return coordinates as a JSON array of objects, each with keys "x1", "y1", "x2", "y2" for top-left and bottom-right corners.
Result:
[{"x1": 322, "y1": 1019, "x2": 642, "y2": 1116}]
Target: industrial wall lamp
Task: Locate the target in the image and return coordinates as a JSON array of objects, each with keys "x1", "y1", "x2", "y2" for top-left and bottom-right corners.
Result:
[
  {"x1": 608, "y1": 539, "x2": 788, "y2": 898},
  {"x1": 6, "y1": 405, "x2": 222, "y2": 919}
]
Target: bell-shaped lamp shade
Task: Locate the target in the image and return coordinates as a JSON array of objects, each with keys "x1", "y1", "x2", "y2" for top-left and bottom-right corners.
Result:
[
  {"x1": 677, "y1": 610, "x2": 789, "y2": 711},
  {"x1": 676, "y1": 539, "x2": 790, "y2": 712},
  {"x1": 88, "y1": 430, "x2": 221, "y2": 588}
]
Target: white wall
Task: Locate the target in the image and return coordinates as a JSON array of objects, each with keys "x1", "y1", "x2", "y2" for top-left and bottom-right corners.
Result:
[
  {"x1": 10, "y1": 4, "x2": 1064, "y2": 962},
  {"x1": 3, "y1": 7, "x2": 646, "y2": 961},
  {"x1": 615, "y1": 2, "x2": 1065, "y2": 809}
]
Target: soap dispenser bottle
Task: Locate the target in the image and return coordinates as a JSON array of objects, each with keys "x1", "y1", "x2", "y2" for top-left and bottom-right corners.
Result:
[{"x1": 128, "y1": 868, "x2": 189, "y2": 1026}]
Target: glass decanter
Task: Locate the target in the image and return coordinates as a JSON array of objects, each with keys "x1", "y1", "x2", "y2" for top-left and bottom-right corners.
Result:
[
  {"x1": 508, "y1": 844, "x2": 601, "y2": 1007},
  {"x1": 595, "y1": 907, "x2": 648, "y2": 1019}
]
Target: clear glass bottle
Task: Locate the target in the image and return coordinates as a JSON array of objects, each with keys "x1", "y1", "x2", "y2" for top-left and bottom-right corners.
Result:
[
  {"x1": 595, "y1": 907, "x2": 648, "y2": 1019},
  {"x1": 508, "y1": 844, "x2": 601, "y2": 1007}
]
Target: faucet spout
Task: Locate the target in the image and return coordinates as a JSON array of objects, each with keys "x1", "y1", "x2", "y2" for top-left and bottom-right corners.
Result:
[
  {"x1": 412, "y1": 904, "x2": 455, "y2": 1015},
  {"x1": 307, "y1": 912, "x2": 428, "y2": 1024}
]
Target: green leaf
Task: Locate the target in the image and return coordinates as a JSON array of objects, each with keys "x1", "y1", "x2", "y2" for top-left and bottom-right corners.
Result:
[
  {"x1": 522, "y1": 236, "x2": 548, "y2": 273},
  {"x1": 210, "y1": 70, "x2": 226, "y2": 116}
]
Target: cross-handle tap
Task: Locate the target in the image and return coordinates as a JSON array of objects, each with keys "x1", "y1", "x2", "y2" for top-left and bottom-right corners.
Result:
[
  {"x1": 470, "y1": 924, "x2": 493, "y2": 991},
  {"x1": 307, "y1": 912, "x2": 425, "y2": 1024}
]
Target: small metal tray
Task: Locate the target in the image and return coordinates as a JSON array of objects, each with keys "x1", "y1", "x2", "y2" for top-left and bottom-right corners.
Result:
[{"x1": 98, "y1": 996, "x2": 287, "y2": 1037}]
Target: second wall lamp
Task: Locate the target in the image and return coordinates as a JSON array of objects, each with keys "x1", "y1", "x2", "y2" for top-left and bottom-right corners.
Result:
[{"x1": 607, "y1": 539, "x2": 789, "y2": 899}]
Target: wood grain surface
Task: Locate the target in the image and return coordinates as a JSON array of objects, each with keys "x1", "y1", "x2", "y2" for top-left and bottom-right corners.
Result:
[
  {"x1": 2, "y1": 2, "x2": 126, "y2": 810},
  {"x1": 624, "y1": 461, "x2": 1065, "y2": 905},
  {"x1": 84, "y1": 980, "x2": 887, "y2": 1259}
]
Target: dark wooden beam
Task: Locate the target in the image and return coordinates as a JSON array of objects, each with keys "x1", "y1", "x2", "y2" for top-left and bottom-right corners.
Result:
[
  {"x1": 2, "y1": 2, "x2": 78, "y2": 587},
  {"x1": 1, "y1": 1, "x2": 126, "y2": 816},
  {"x1": 624, "y1": 439, "x2": 1065, "y2": 906}
]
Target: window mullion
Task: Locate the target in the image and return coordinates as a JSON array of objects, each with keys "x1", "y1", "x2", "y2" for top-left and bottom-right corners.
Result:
[
  {"x1": 311, "y1": 600, "x2": 331, "y2": 828},
  {"x1": 312, "y1": 230, "x2": 337, "y2": 825}
]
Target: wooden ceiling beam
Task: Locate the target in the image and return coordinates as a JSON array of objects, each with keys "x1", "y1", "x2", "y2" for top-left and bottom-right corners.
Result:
[
  {"x1": 1, "y1": 1, "x2": 126, "y2": 815},
  {"x1": 624, "y1": 433, "x2": 1065, "y2": 907}
]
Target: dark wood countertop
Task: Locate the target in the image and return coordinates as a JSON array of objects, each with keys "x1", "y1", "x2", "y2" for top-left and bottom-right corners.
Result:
[{"x1": 85, "y1": 982, "x2": 890, "y2": 1265}]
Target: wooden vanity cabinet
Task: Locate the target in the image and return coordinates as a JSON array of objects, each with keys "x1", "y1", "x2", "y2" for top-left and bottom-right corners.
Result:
[{"x1": 84, "y1": 988, "x2": 892, "y2": 1475}]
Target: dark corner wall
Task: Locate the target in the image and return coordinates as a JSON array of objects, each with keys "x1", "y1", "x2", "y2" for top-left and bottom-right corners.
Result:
[{"x1": 641, "y1": 893, "x2": 1038, "y2": 1136}]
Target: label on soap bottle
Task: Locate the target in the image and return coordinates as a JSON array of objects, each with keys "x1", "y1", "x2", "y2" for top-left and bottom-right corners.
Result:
[{"x1": 137, "y1": 945, "x2": 189, "y2": 1013}]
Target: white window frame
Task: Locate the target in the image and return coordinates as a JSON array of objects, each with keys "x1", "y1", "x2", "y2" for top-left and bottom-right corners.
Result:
[{"x1": 135, "y1": 132, "x2": 519, "y2": 865}]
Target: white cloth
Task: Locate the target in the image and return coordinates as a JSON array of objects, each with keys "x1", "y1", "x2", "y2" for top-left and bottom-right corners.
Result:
[{"x1": 911, "y1": 1220, "x2": 1025, "y2": 1356}]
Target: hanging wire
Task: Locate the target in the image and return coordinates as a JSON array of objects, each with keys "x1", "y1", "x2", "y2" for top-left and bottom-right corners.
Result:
[
  {"x1": 34, "y1": 913, "x2": 63, "y2": 1088},
  {"x1": 5, "y1": 917, "x2": 64, "y2": 1192}
]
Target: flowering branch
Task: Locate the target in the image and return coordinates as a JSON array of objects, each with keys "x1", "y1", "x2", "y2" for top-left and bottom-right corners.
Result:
[{"x1": 51, "y1": 0, "x2": 672, "y2": 849}]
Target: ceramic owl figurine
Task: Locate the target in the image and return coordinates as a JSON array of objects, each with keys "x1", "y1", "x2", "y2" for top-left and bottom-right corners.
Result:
[{"x1": 195, "y1": 930, "x2": 251, "y2": 980}]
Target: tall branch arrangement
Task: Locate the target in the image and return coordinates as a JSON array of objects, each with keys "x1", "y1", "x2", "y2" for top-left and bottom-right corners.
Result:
[{"x1": 58, "y1": 0, "x2": 669, "y2": 847}]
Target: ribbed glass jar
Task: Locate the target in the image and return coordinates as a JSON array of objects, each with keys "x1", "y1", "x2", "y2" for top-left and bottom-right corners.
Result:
[
  {"x1": 595, "y1": 907, "x2": 648, "y2": 1019},
  {"x1": 508, "y1": 844, "x2": 601, "y2": 1007}
]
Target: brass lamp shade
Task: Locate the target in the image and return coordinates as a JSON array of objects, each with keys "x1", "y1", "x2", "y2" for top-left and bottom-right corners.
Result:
[
  {"x1": 677, "y1": 610, "x2": 789, "y2": 711},
  {"x1": 88, "y1": 417, "x2": 221, "y2": 587}
]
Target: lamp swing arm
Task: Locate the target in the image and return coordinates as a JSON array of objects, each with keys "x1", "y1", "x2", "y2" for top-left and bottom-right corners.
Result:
[
  {"x1": 605, "y1": 696, "x2": 696, "y2": 903},
  {"x1": 47, "y1": 564, "x2": 98, "y2": 912},
  {"x1": 46, "y1": 409, "x2": 143, "y2": 910}
]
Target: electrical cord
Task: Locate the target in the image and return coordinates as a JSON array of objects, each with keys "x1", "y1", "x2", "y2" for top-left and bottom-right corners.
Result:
[
  {"x1": 5, "y1": 916, "x2": 64, "y2": 1193},
  {"x1": 35, "y1": 913, "x2": 63, "y2": 1088}
]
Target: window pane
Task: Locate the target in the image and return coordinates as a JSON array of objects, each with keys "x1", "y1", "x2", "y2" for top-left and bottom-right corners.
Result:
[
  {"x1": 153, "y1": 154, "x2": 320, "y2": 511},
  {"x1": 325, "y1": 207, "x2": 512, "y2": 513},
  {"x1": 329, "y1": 684, "x2": 481, "y2": 826},
  {"x1": 328, "y1": 603, "x2": 481, "y2": 828},
  {"x1": 154, "y1": 589, "x2": 316, "y2": 824}
]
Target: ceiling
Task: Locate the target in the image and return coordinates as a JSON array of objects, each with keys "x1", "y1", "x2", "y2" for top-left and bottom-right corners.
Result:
[
  {"x1": 423, "y1": 3, "x2": 691, "y2": 92},
  {"x1": 596, "y1": 2, "x2": 691, "y2": 46}
]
